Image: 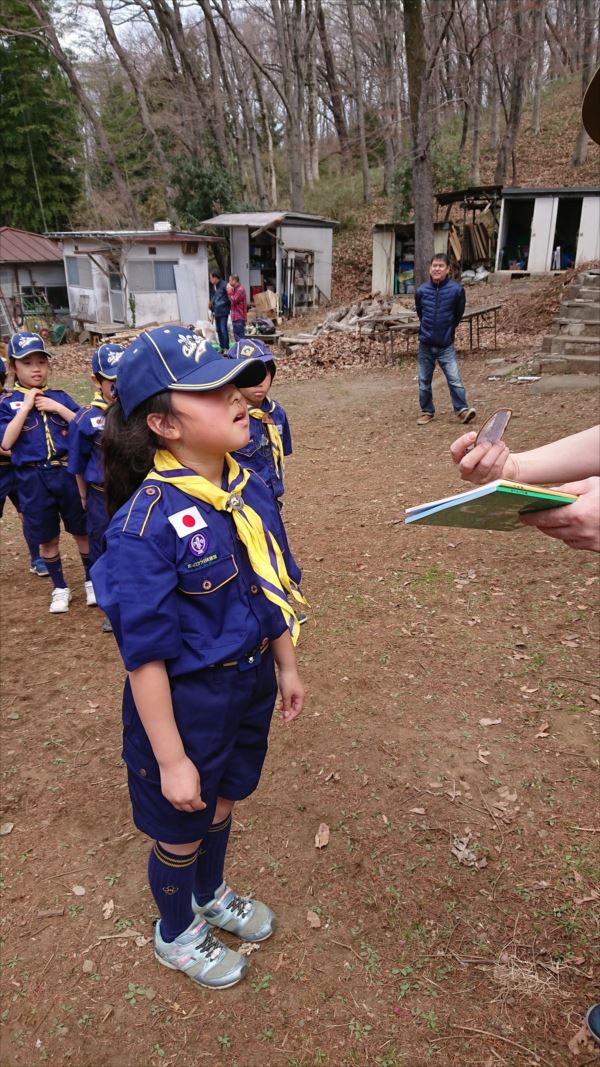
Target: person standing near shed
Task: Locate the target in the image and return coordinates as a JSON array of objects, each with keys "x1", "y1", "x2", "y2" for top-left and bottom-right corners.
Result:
[
  {"x1": 415, "y1": 254, "x2": 476, "y2": 427},
  {"x1": 228, "y1": 275, "x2": 248, "y2": 342},
  {"x1": 209, "y1": 272, "x2": 231, "y2": 353}
]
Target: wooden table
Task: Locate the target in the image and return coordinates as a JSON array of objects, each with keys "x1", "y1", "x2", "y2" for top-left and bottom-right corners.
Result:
[
  {"x1": 356, "y1": 316, "x2": 419, "y2": 362},
  {"x1": 459, "y1": 303, "x2": 501, "y2": 350}
]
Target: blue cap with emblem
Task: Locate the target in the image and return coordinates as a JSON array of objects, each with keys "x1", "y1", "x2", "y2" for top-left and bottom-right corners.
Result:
[
  {"x1": 115, "y1": 326, "x2": 268, "y2": 418},
  {"x1": 7, "y1": 331, "x2": 48, "y2": 359},
  {"x1": 92, "y1": 342, "x2": 125, "y2": 381},
  {"x1": 228, "y1": 338, "x2": 276, "y2": 377}
]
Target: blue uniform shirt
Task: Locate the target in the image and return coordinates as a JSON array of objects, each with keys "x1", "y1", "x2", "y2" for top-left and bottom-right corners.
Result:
[
  {"x1": 0, "y1": 389, "x2": 80, "y2": 465},
  {"x1": 91, "y1": 468, "x2": 301, "y2": 676},
  {"x1": 232, "y1": 398, "x2": 292, "y2": 500},
  {"x1": 67, "y1": 404, "x2": 106, "y2": 485}
]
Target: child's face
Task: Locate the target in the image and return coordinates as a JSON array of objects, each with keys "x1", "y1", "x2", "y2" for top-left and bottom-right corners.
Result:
[
  {"x1": 92, "y1": 374, "x2": 115, "y2": 403},
  {"x1": 167, "y1": 384, "x2": 251, "y2": 456},
  {"x1": 14, "y1": 353, "x2": 49, "y2": 389},
  {"x1": 240, "y1": 369, "x2": 272, "y2": 407}
]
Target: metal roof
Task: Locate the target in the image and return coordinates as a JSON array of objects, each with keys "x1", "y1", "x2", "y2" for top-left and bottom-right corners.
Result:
[
  {"x1": 200, "y1": 211, "x2": 337, "y2": 228},
  {"x1": 0, "y1": 227, "x2": 63, "y2": 263},
  {"x1": 436, "y1": 185, "x2": 502, "y2": 206},
  {"x1": 501, "y1": 186, "x2": 600, "y2": 198},
  {"x1": 46, "y1": 229, "x2": 217, "y2": 243}
]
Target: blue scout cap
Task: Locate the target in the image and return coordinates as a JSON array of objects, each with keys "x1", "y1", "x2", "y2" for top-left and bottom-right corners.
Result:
[
  {"x1": 92, "y1": 342, "x2": 125, "y2": 381},
  {"x1": 7, "y1": 331, "x2": 47, "y2": 359},
  {"x1": 228, "y1": 338, "x2": 276, "y2": 377},
  {"x1": 115, "y1": 326, "x2": 268, "y2": 418}
]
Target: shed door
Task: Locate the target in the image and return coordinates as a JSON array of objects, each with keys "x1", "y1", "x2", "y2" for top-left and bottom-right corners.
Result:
[
  {"x1": 230, "y1": 228, "x2": 250, "y2": 299},
  {"x1": 108, "y1": 273, "x2": 125, "y2": 323},
  {"x1": 527, "y1": 197, "x2": 558, "y2": 272},
  {"x1": 576, "y1": 197, "x2": 600, "y2": 264},
  {"x1": 173, "y1": 264, "x2": 198, "y2": 323}
]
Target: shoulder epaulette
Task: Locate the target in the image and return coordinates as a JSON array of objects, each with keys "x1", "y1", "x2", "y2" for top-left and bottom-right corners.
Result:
[{"x1": 122, "y1": 483, "x2": 162, "y2": 537}]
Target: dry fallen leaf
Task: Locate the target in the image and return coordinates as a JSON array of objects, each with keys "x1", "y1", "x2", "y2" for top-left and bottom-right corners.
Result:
[
  {"x1": 134, "y1": 935, "x2": 151, "y2": 948},
  {"x1": 82, "y1": 959, "x2": 94, "y2": 974},
  {"x1": 239, "y1": 942, "x2": 261, "y2": 956},
  {"x1": 477, "y1": 749, "x2": 490, "y2": 765},
  {"x1": 573, "y1": 890, "x2": 599, "y2": 906},
  {"x1": 102, "y1": 899, "x2": 114, "y2": 920},
  {"x1": 71, "y1": 885, "x2": 86, "y2": 897},
  {"x1": 0, "y1": 822, "x2": 15, "y2": 836},
  {"x1": 479, "y1": 718, "x2": 502, "y2": 727},
  {"x1": 535, "y1": 721, "x2": 550, "y2": 738},
  {"x1": 409, "y1": 807, "x2": 426, "y2": 815},
  {"x1": 307, "y1": 909, "x2": 322, "y2": 929},
  {"x1": 314, "y1": 822, "x2": 330, "y2": 849}
]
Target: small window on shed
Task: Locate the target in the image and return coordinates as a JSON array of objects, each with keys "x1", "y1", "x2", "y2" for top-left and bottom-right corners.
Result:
[
  {"x1": 148, "y1": 246, "x2": 157, "y2": 255},
  {"x1": 154, "y1": 261, "x2": 176, "y2": 291}
]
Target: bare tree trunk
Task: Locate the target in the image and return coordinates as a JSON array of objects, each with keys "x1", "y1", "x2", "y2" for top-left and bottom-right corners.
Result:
[
  {"x1": 26, "y1": 0, "x2": 140, "y2": 223},
  {"x1": 572, "y1": 0, "x2": 596, "y2": 164},
  {"x1": 271, "y1": 0, "x2": 304, "y2": 209},
  {"x1": 494, "y1": 0, "x2": 527, "y2": 185},
  {"x1": 252, "y1": 70, "x2": 278, "y2": 206},
  {"x1": 470, "y1": 3, "x2": 483, "y2": 183},
  {"x1": 404, "y1": 0, "x2": 434, "y2": 285},
  {"x1": 316, "y1": 0, "x2": 351, "y2": 165},
  {"x1": 531, "y1": 0, "x2": 546, "y2": 134},
  {"x1": 305, "y1": 0, "x2": 319, "y2": 186},
  {"x1": 218, "y1": 0, "x2": 269, "y2": 206},
  {"x1": 346, "y1": 0, "x2": 372, "y2": 203}
]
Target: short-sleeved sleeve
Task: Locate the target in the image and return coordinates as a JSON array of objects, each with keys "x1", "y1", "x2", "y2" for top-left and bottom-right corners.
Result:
[
  {"x1": 58, "y1": 391, "x2": 81, "y2": 414},
  {"x1": 280, "y1": 410, "x2": 292, "y2": 456}
]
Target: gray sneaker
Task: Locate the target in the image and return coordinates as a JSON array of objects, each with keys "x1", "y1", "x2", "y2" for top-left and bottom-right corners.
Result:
[
  {"x1": 192, "y1": 882, "x2": 276, "y2": 942},
  {"x1": 154, "y1": 914, "x2": 248, "y2": 989}
]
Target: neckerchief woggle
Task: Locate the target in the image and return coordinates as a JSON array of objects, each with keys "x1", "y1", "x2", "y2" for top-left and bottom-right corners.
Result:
[
  {"x1": 249, "y1": 401, "x2": 284, "y2": 476},
  {"x1": 148, "y1": 449, "x2": 308, "y2": 645},
  {"x1": 12, "y1": 382, "x2": 56, "y2": 460}
]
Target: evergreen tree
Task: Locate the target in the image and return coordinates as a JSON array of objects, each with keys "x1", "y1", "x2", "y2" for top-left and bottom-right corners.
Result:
[{"x1": 0, "y1": 8, "x2": 83, "y2": 232}]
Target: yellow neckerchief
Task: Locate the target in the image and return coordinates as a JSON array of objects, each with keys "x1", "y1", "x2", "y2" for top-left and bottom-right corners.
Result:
[
  {"x1": 90, "y1": 390, "x2": 109, "y2": 412},
  {"x1": 148, "y1": 449, "x2": 307, "y2": 645},
  {"x1": 249, "y1": 400, "x2": 284, "y2": 475},
  {"x1": 12, "y1": 382, "x2": 55, "y2": 460}
]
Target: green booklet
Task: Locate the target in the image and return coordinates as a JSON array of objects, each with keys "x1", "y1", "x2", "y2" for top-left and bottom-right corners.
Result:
[{"x1": 405, "y1": 480, "x2": 577, "y2": 531}]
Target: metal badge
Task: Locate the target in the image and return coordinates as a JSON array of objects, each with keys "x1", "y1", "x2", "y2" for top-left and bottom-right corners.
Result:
[{"x1": 226, "y1": 493, "x2": 244, "y2": 512}]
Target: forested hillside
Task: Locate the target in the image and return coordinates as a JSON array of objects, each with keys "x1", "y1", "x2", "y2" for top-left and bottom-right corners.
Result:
[{"x1": 1, "y1": 0, "x2": 598, "y2": 242}]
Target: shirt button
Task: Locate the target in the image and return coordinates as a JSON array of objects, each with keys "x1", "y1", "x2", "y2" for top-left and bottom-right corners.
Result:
[
  {"x1": 139, "y1": 768, "x2": 147, "y2": 777},
  {"x1": 250, "y1": 584, "x2": 258, "y2": 594},
  {"x1": 202, "y1": 579, "x2": 212, "y2": 591}
]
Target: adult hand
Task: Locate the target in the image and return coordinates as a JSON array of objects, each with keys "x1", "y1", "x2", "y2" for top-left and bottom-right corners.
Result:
[
  {"x1": 520, "y1": 478, "x2": 600, "y2": 552},
  {"x1": 278, "y1": 666, "x2": 305, "y2": 723},
  {"x1": 450, "y1": 431, "x2": 512, "y2": 484},
  {"x1": 159, "y1": 755, "x2": 207, "y2": 812}
]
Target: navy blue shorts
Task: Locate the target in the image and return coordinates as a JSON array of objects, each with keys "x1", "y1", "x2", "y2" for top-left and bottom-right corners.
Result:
[
  {"x1": 123, "y1": 648, "x2": 278, "y2": 844},
  {"x1": 15, "y1": 464, "x2": 87, "y2": 545},
  {"x1": 86, "y1": 485, "x2": 109, "y2": 564},
  {"x1": 0, "y1": 464, "x2": 20, "y2": 518}
]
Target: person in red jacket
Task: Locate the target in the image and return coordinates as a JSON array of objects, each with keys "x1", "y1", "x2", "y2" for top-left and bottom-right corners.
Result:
[{"x1": 227, "y1": 275, "x2": 247, "y2": 342}]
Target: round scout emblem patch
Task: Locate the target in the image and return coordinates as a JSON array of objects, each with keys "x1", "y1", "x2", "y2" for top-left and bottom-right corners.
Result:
[{"x1": 189, "y1": 532, "x2": 208, "y2": 556}]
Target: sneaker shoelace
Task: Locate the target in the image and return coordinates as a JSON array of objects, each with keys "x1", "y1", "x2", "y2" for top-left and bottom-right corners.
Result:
[
  {"x1": 196, "y1": 927, "x2": 224, "y2": 962},
  {"x1": 223, "y1": 891, "x2": 252, "y2": 919}
]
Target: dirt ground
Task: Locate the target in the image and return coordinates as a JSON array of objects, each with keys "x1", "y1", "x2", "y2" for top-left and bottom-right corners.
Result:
[{"x1": 1, "y1": 355, "x2": 599, "y2": 1067}]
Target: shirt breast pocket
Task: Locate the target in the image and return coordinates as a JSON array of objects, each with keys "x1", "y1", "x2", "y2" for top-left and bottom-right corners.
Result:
[
  {"x1": 22, "y1": 413, "x2": 41, "y2": 432},
  {"x1": 177, "y1": 554, "x2": 239, "y2": 596}
]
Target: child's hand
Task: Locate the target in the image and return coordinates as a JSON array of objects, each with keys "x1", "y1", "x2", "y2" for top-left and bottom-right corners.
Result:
[
  {"x1": 34, "y1": 395, "x2": 60, "y2": 414},
  {"x1": 159, "y1": 755, "x2": 207, "y2": 812},
  {"x1": 278, "y1": 666, "x2": 305, "y2": 723},
  {"x1": 23, "y1": 388, "x2": 41, "y2": 410},
  {"x1": 450, "y1": 432, "x2": 512, "y2": 484},
  {"x1": 520, "y1": 477, "x2": 600, "y2": 552}
]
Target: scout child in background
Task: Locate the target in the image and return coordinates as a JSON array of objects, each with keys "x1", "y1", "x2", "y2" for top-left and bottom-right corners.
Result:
[
  {"x1": 227, "y1": 274, "x2": 247, "y2": 341},
  {"x1": 91, "y1": 327, "x2": 307, "y2": 990},
  {"x1": 0, "y1": 332, "x2": 91, "y2": 614},
  {"x1": 67, "y1": 343, "x2": 124, "y2": 631},
  {"x1": 228, "y1": 339, "x2": 292, "y2": 506},
  {"x1": 0, "y1": 355, "x2": 48, "y2": 576}
]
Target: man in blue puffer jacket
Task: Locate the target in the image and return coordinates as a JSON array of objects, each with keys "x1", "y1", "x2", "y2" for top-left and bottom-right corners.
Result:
[
  {"x1": 209, "y1": 271, "x2": 231, "y2": 352},
  {"x1": 414, "y1": 254, "x2": 476, "y2": 427}
]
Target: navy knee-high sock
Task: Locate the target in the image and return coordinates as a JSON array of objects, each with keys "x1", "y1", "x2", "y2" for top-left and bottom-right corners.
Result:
[
  {"x1": 148, "y1": 842, "x2": 199, "y2": 942},
  {"x1": 80, "y1": 553, "x2": 92, "y2": 580},
  {"x1": 24, "y1": 530, "x2": 40, "y2": 565},
  {"x1": 194, "y1": 814, "x2": 232, "y2": 906},
  {"x1": 43, "y1": 553, "x2": 67, "y2": 589}
]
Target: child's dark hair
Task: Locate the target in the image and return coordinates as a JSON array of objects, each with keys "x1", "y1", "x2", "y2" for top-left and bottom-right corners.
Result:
[{"x1": 103, "y1": 392, "x2": 174, "y2": 516}]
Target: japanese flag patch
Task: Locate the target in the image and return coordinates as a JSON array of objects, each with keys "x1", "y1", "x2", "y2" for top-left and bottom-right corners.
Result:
[
  {"x1": 167, "y1": 505, "x2": 207, "y2": 538},
  {"x1": 90, "y1": 415, "x2": 105, "y2": 430}
]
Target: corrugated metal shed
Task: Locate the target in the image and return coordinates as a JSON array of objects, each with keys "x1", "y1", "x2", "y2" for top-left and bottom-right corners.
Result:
[
  {"x1": 47, "y1": 229, "x2": 217, "y2": 243},
  {"x1": 0, "y1": 227, "x2": 63, "y2": 263},
  {"x1": 201, "y1": 211, "x2": 337, "y2": 229}
]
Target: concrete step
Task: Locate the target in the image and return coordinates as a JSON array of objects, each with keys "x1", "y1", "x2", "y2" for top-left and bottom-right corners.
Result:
[
  {"x1": 561, "y1": 301, "x2": 600, "y2": 321},
  {"x1": 580, "y1": 272, "x2": 600, "y2": 287},
  {"x1": 529, "y1": 373, "x2": 600, "y2": 394},
  {"x1": 538, "y1": 352, "x2": 600, "y2": 374},
  {"x1": 569, "y1": 286, "x2": 600, "y2": 301},
  {"x1": 556, "y1": 319, "x2": 600, "y2": 338},
  {"x1": 549, "y1": 336, "x2": 600, "y2": 356}
]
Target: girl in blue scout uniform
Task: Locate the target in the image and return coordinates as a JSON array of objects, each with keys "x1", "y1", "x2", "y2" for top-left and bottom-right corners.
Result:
[
  {"x1": 91, "y1": 326, "x2": 307, "y2": 990},
  {"x1": 0, "y1": 356, "x2": 48, "y2": 576},
  {"x1": 0, "y1": 332, "x2": 91, "y2": 614},
  {"x1": 228, "y1": 339, "x2": 292, "y2": 505},
  {"x1": 67, "y1": 343, "x2": 124, "y2": 630}
]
